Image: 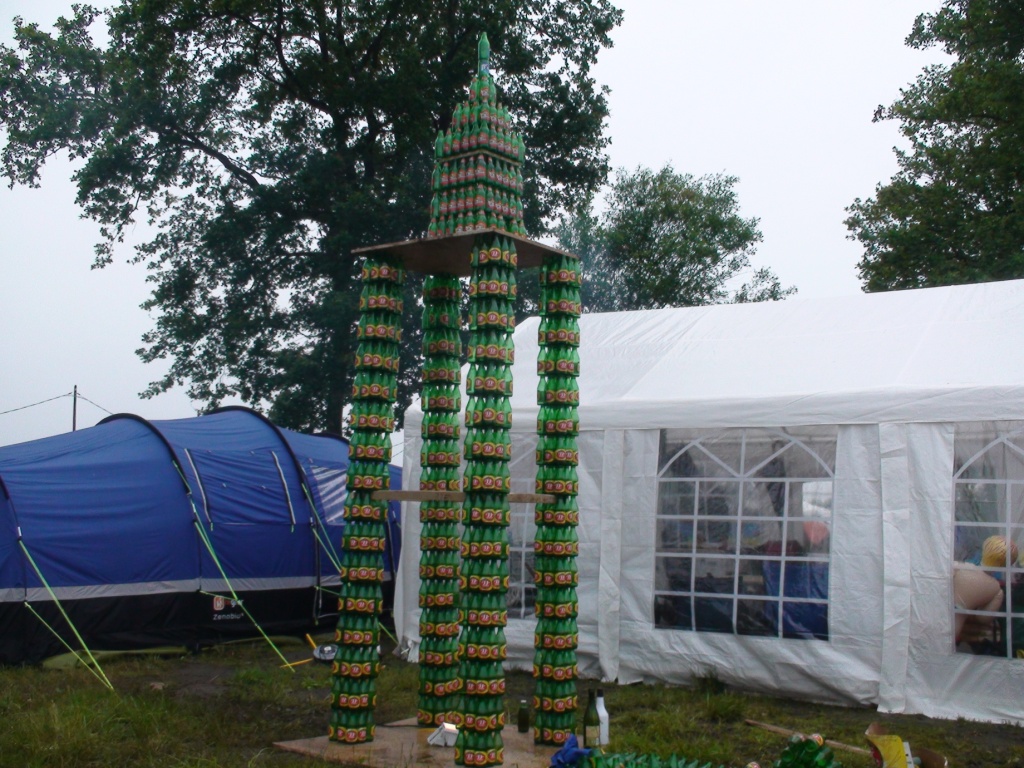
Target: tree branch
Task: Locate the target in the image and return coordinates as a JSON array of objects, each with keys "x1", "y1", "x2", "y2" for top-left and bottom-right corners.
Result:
[
  {"x1": 271, "y1": 2, "x2": 336, "y2": 117},
  {"x1": 156, "y1": 124, "x2": 263, "y2": 191}
]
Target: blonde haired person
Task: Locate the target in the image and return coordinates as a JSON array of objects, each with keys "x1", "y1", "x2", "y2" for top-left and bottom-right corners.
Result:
[
  {"x1": 981, "y1": 535, "x2": 1019, "y2": 569},
  {"x1": 953, "y1": 535, "x2": 1020, "y2": 647}
]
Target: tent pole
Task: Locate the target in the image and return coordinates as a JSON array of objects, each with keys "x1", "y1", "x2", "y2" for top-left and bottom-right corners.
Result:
[{"x1": 72, "y1": 385, "x2": 77, "y2": 432}]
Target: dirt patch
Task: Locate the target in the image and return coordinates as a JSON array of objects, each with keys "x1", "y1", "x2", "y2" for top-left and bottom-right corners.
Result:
[{"x1": 165, "y1": 659, "x2": 235, "y2": 699}]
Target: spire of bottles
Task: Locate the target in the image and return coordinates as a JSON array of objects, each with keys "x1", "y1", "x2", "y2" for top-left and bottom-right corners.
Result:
[{"x1": 428, "y1": 33, "x2": 526, "y2": 239}]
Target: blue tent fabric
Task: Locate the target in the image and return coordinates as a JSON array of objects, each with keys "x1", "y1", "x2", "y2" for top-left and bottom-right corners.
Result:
[
  {"x1": 282, "y1": 429, "x2": 402, "y2": 577},
  {"x1": 0, "y1": 408, "x2": 402, "y2": 664},
  {"x1": 1, "y1": 418, "x2": 198, "y2": 595}
]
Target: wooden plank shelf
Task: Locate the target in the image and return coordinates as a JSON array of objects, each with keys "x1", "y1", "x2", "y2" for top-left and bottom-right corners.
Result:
[
  {"x1": 371, "y1": 490, "x2": 556, "y2": 504},
  {"x1": 352, "y1": 231, "x2": 574, "y2": 276}
]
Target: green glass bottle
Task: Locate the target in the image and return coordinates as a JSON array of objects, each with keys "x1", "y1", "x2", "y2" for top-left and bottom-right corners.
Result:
[
  {"x1": 582, "y1": 688, "x2": 599, "y2": 749},
  {"x1": 478, "y1": 32, "x2": 491, "y2": 76},
  {"x1": 454, "y1": 727, "x2": 466, "y2": 765},
  {"x1": 517, "y1": 699, "x2": 530, "y2": 733}
]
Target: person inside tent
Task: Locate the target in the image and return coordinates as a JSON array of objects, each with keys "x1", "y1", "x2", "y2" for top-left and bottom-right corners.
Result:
[{"x1": 953, "y1": 535, "x2": 1019, "y2": 652}]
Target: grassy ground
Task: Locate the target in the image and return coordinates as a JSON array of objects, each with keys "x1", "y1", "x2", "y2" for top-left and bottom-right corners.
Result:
[{"x1": 2, "y1": 634, "x2": 1022, "y2": 768}]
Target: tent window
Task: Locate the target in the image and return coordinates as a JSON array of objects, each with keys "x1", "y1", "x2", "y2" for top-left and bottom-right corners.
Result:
[
  {"x1": 953, "y1": 422, "x2": 1024, "y2": 658},
  {"x1": 309, "y1": 465, "x2": 348, "y2": 526},
  {"x1": 507, "y1": 470, "x2": 537, "y2": 620},
  {"x1": 654, "y1": 427, "x2": 836, "y2": 640}
]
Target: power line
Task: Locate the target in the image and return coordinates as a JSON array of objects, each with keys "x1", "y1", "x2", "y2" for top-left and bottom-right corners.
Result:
[
  {"x1": 0, "y1": 392, "x2": 73, "y2": 417},
  {"x1": 0, "y1": 390, "x2": 114, "y2": 419},
  {"x1": 75, "y1": 393, "x2": 113, "y2": 416}
]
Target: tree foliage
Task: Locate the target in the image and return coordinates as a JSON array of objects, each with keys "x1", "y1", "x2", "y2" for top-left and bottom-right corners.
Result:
[
  {"x1": 0, "y1": 0, "x2": 622, "y2": 431},
  {"x1": 846, "y1": 0, "x2": 1024, "y2": 291},
  {"x1": 554, "y1": 165, "x2": 794, "y2": 312}
]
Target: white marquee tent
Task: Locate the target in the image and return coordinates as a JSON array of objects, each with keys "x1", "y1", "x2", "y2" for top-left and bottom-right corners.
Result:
[{"x1": 395, "y1": 278, "x2": 1024, "y2": 724}]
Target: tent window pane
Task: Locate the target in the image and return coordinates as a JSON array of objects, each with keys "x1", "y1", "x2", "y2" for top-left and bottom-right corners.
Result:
[
  {"x1": 694, "y1": 597, "x2": 732, "y2": 633},
  {"x1": 694, "y1": 556, "x2": 735, "y2": 586},
  {"x1": 695, "y1": 520, "x2": 737, "y2": 555},
  {"x1": 654, "y1": 427, "x2": 836, "y2": 640},
  {"x1": 659, "y1": 481, "x2": 695, "y2": 516},
  {"x1": 654, "y1": 594, "x2": 692, "y2": 630},
  {"x1": 697, "y1": 481, "x2": 739, "y2": 519},
  {"x1": 657, "y1": 519, "x2": 693, "y2": 553},
  {"x1": 656, "y1": 556, "x2": 692, "y2": 591},
  {"x1": 953, "y1": 422, "x2": 1024, "y2": 658},
  {"x1": 507, "y1": 496, "x2": 536, "y2": 620},
  {"x1": 738, "y1": 598, "x2": 777, "y2": 637}
]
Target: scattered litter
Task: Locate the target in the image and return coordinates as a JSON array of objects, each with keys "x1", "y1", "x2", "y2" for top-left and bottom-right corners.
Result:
[
  {"x1": 745, "y1": 719, "x2": 870, "y2": 756},
  {"x1": 865, "y1": 723, "x2": 949, "y2": 768},
  {"x1": 427, "y1": 722, "x2": 458, "y2": 747}
]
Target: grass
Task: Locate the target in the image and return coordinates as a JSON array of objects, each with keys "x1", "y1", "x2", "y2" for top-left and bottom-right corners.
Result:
[{"x1": 2, "y1": 635, "x2": 1023, "y2": 768}]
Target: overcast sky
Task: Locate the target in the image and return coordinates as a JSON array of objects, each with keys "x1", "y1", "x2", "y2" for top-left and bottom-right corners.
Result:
[{"x1": 0, "y1": 0, "x2": 948, "y2": 447}]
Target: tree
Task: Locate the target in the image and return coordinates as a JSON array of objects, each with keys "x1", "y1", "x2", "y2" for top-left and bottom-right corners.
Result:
[
  {"x1": 553, "y1": 165, "x2": 794, "y2": 313},
  {"x1": 0, "y1": 0, "x2": 622, "y2": 432},
  {"x1": 846, "y1": 0, "x2": 1024, "y2": 292}
]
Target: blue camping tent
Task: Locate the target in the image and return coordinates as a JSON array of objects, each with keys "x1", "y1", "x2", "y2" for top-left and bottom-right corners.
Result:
[{"x1": 0, "y1": 407, "x2": 401, "y2": 664}]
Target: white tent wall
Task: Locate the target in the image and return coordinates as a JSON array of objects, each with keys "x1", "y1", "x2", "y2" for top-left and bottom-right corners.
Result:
[{"x1": 394, "y1": 279, "x2": 1024, "y2": 725}]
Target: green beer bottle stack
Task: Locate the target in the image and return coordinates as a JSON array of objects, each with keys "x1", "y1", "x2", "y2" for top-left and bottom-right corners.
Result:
[
  {"x1": 330, "y1": 256, "x2": 405, "y2": 745},
  {"x1": 533, "y1": 249, "x2": 582, "y2": 746},
  {"x1": 426, "y1": 33, "x2": 526, "y2": 241},
  {"x1": 455, "y1": 228, "x2": 515, "y2": 768},
  {"x1": 773, "y1": 733, "x2": 842, "y2": 768},
  {"x1": 417, "y1": 274, "x2": 464, "y2": 728}
]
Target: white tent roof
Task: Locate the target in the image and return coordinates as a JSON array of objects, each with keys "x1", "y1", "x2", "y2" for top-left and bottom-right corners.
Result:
[{"x1": 478, "y1": 278, "x2": 1024, "y2": 430}]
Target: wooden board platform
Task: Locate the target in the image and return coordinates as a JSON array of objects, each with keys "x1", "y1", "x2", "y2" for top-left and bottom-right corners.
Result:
[
  {"x1": 275, "y1": 719, "x2": 557, "y2": 767},
  {"x1": 353, "y1": 231, "x2": 574, "y2": 276},
  {"x1": 371, "y1": 490, "x2": 556, "y2": 504}
]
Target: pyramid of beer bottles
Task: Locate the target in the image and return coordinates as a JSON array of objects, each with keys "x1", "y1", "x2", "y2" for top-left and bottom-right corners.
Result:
[{"x1": 427, "y1": 33, "x2": 526, "y2": 240}]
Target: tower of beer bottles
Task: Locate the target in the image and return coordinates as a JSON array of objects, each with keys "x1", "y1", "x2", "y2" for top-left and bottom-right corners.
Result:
[
  {"x1": 328, "y1": 255, "x2": 405, "y2": 744},
  {"x1": 531, "y1": 251, "x2": 582, "y2": 746},
  {"x1": 337, "y1": 31, "x2": 582, "y2": 760}
]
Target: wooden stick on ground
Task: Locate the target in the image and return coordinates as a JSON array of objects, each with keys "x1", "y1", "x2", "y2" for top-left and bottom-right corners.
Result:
[{"x1": 744, "y1": 719, "x2": 872, "y2": 756}]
